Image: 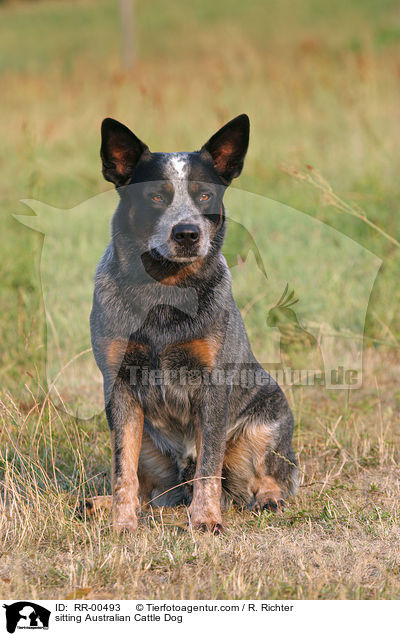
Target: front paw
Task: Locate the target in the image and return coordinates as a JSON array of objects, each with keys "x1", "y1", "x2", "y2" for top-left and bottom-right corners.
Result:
[
  {"x1": 193, "y1": 521, "x2": 224, "y2": 535},
  {"x1": 113, "y1": 500, "x2": 139, "y2": 533},
  {"x1": 190, "y1": 507, "x2": 224, "y2": 534}
]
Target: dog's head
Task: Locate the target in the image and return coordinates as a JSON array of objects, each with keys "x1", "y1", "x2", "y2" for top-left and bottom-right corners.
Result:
[{"x1": 100, "y1": 115, "x2": 249, "y2": 264}]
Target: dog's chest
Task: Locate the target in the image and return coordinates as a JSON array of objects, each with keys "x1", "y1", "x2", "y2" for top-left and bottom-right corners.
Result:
[{"x1": 110, "y1": 336, "x2": 218, "y2": 427}]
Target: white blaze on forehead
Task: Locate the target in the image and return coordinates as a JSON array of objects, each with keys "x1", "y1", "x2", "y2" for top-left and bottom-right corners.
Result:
[
  {"x1": 149, "y1": 150, "x2": 212, "y2": 261},
  {"x1": 167, "y1": 153, "x2": 189, "y2": 179}
]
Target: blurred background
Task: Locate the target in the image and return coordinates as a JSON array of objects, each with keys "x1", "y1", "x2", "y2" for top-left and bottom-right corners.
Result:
[
  {"x1": 1, "y1": 0, "x2": 400, "y2": 391},
  {"x1": 1, "y1": 0, "x2": 400, "y2": 600}
]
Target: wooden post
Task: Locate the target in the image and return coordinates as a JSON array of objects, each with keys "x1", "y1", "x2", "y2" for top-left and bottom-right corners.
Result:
[{"x1": 119, "y1": 0, "x2": 135, "y2": 71}]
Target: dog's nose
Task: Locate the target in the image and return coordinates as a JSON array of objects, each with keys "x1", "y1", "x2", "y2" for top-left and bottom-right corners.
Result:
[{"x1": 171, "y1": 224, "x2": 200, "y2": 246}]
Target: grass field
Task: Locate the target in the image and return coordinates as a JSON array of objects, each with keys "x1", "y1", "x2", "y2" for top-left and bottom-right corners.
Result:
[{"x1": 0, "y1": 0, "x2": 400, "y2": 599}]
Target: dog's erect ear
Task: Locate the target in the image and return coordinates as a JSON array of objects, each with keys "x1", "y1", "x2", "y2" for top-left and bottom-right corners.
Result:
[
  {"x1": 100, "y1": 118, "x2": 149, "y2": 186},
  {"x1": 201, "y1": 114, "x2": 250, "y2": 184}
]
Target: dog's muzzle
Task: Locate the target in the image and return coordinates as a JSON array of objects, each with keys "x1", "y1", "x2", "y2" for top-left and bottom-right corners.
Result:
[{"x1": 170, "y1": 223, "x2": 201, "y2": 257}]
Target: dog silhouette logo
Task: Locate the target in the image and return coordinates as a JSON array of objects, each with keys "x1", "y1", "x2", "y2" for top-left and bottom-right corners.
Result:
[{"x1": 3, "y1": 602, "x2": 50, "y2": 633}]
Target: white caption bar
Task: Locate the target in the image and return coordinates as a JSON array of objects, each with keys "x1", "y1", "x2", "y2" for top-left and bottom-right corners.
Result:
[{"x1": 1, "y1": 600, "x2": 398, "y2": 635}]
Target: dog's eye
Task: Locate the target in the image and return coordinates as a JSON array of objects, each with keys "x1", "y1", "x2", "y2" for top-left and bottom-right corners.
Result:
[
  {"x1": 199, "y1": 193, "x2": 212, "y2": 202},
  {"x1": 151, "y1": 194, "x2": 163, "y2": 203}
]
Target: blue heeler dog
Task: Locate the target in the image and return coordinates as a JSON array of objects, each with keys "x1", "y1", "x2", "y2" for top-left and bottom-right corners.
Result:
[{"x1": 88, "y1": 114, "x2": 297, "y2": 533}]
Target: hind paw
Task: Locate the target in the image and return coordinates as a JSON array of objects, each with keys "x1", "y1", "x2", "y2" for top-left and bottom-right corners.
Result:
[
  {"x1": 253, "y1": 497, "x2": 285, "y2": 513},
  {"x1": 251, "y1": 475, "x2": 285, "y2": 513},
  {"x1": 79, "y1": 495, "x2": 113, "y2": 519}
]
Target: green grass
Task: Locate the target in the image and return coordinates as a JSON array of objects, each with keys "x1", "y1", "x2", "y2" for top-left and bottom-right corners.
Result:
[{"x1": 0, "y1": 0, "x2": 399, "y2": 599}]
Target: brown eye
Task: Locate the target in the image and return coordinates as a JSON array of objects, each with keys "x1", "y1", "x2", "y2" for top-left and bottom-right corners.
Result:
[
  {"x1": 199, "y1": 193, "x2": 211, "y2": 201},
  {"x1": 151, "y1": 194, "x2": 163, "y2": 203}
]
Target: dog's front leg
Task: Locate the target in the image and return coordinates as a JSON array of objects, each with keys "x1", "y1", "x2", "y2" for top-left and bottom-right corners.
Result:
[
  {"x1": 107, "y1": 377, "x2": 144, "y2": 533},
  {"x1": 190, "y1": 390, "x2": 228, "y2": 534}
]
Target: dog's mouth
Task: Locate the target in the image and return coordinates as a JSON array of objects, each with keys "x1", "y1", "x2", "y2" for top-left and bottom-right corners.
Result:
[
  {"x1": 141, "y1": 247, "x2": 201, "y2": 282},
  {"x1": 149, "y1": 246, "x2": 200, "y2": 264},
  {"x1": 149, "y1": 247, "x2": 166, "y2": 262}
]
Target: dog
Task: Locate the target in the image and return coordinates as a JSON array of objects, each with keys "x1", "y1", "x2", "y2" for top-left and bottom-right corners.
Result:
[{"x1": 89, "y1": 114, "x2": 297, "y2": 533}]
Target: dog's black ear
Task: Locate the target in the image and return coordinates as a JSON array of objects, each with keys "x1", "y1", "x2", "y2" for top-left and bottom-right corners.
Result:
[
  {"x1": 100, "y1": 118, "x2": 149, "y2": 186},
  {"x1": 201, "y1": 114, "x2": 250, "y2": 184}
]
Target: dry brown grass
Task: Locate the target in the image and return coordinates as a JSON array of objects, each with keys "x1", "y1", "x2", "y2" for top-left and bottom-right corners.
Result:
[{"x1": 0, "y1": 349, "x2": 399, "y2": 600}]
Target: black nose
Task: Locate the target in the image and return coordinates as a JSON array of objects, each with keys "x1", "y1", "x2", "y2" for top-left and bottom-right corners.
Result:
[{"x1": 171, "y1": 224, "x2": 200, "y2": 247}]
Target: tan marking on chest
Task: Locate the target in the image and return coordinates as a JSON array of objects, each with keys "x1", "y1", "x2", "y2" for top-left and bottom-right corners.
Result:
[
  {"x1": 177, "y1": 335, "x2": 221, "y2": 369},
  {"x1": 105, "y1": 339, "x2": 148, "y2": 369}
]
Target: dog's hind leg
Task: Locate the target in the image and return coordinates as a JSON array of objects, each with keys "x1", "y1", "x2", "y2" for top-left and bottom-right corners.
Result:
[
  {"x1": 223, "y1": 389, "x2": 297, "y2": 511},
  {"x1": 138, "y1": 431, "x2": 184, "y2": 507}
]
